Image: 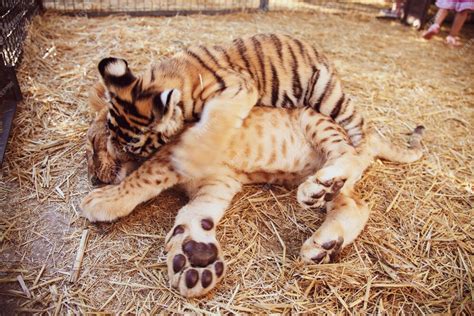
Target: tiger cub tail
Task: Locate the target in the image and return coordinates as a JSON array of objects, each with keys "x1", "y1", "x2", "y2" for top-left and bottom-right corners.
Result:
[{"x1": 364, "y1": 125, "x2": 425, "y2": 164}]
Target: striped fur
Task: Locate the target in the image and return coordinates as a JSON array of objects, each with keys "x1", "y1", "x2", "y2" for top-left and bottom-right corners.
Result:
[
  {"x1": 82, "y1": 101, "x2": 424, "y2": 298},
  {"x1": 98, "y1": 34, "x2": 364, "y2": 158}
]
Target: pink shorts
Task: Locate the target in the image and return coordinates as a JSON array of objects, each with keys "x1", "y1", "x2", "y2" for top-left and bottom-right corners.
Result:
[{"x1": 436, "y1": 0, "x2": 474, "y2": 12}]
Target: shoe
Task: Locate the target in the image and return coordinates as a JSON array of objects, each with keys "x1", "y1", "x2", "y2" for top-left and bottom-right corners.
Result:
[
  {"x1": 422, "y1": 24, "x2": 440, "y2": 40},
  {"x1": 445, "y1": 35, "x2": 462, "y2": 47},
  {"x1": 377, "y1": 9, "x2": 401, "y2": 19}
]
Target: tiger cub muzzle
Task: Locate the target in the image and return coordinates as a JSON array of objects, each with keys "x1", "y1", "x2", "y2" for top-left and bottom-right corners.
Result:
[{"x1": 86, "y1": 111, "x2": 142, "y2": 186}]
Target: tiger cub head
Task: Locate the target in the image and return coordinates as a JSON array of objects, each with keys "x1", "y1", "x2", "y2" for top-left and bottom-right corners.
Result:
[
  {"x1": 85, "y1": 83, "x2": 143, "y2": 186},
  {"x1": 97, "y1": 57, "x2": 184, "y2": 157}
]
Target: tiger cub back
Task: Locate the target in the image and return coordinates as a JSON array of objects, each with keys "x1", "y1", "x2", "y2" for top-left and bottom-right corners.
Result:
[{"x1": 97, "y1": 34, "x2": 364, "y2": 158}]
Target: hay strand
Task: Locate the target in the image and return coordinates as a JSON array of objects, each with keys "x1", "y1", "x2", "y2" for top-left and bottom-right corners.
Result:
[
  {"x1": 69, "y1": 229, "x2": 89, "y2": 283},
  {"x1": 0, "y1": 5, "x2": 472, "y2": 314},
  {"x1": 16, "y1": 275, "x2": 31, "y2": 298}
]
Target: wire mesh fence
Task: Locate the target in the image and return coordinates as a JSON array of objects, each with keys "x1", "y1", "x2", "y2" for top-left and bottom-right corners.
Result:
[
  {"x1": 40, "y1": 0, "x2": 383, "y2": 16},
  {"x1": 1, "y1": 0, "x2": 42, "y2": 165},
  {"x1": 42, "y1": 0, "x2": 262, "y2": 15},
  {"x1": 1, "y1": 0, "x2": 41, "y2": 67},
  {"x1": 1, "y1": 0, "x2": 40, "y2": 141}
]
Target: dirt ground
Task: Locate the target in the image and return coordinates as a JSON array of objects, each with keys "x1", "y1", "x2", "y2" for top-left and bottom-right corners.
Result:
[{"x1": 0, "y1": 7, "x2": 473, "y2": 314}]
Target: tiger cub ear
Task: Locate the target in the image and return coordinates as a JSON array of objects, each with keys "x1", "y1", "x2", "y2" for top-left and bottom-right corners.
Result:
[
  {"x1": 98, "y1": 57, "x2": 136, "y2": 88},
  {"x1": 152, "y1": 88, "x2": 181, "y2": 119}
]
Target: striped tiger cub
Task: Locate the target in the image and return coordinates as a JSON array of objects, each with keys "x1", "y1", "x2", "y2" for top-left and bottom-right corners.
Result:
[
  {"x1": 82, "y1": 82, "x2": 424, "y2": 297},
  {"x1": 98, "y1": 34, "x2": 364, "y2": 177}
]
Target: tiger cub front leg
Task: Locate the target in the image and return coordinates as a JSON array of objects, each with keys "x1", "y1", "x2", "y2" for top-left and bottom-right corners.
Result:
[
  {"x1": 297, "y1": 111, "x2": 361, "y2": 208},
  {"x1": 300, "y1": 192, "x2": 370, "y2": 264},
  {"x1": 172, "y1": 75, "x2": 258, "y2": 178},
  {"x1": 165, "y1": 176, "x2": 241, "y2": 297},
  {"x1": 80, "y1": 149, "x2": 179, "y2": 222}
]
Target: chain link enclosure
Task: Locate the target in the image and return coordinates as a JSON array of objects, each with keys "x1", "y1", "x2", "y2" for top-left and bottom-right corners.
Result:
[{"x1": 1, "y1": 0, "x2": 42, "y2": 166}]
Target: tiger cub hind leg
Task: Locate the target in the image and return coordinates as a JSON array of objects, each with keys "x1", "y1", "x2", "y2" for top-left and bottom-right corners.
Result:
[
  {"x1": 165, "y1": 176, "x2": 241, "y2": 298},
  {"x1": 299, "y1": 125, "x2": 425, "y2": 264},
  {"x1": 300, "y1": 192, "x2": 370, "y2": 264},
  {"x1": 296, "y1": 110, "x2": 360, "y2": 208}
]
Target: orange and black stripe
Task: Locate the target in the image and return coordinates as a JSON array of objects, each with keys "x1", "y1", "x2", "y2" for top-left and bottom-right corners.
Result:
[{"x1": 98, "y1": 33, "x2": 365, "y2": 157}]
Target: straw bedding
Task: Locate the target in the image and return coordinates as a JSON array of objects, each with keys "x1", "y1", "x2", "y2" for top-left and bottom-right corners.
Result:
[{"x1": 0, "y1": 7, "x2": 473, "y2": 314}]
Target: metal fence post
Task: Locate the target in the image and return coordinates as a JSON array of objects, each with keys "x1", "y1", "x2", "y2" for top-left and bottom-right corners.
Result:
[
  {"x1": 259, "y1": 0, "x2": 269, "y2": 11},
  {"x1": 36, "y1": 0, "x2": 45, "y2": 13}
]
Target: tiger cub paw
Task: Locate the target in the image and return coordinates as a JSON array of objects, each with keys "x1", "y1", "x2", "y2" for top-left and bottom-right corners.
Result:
[
  {"x1": 80, "y1": 185, "x2": 132, "y2": 222},
  {"x1": 301, "y1": 235, "x2": 344, "y2": 264},
  {"x1": 297, "y1": 176, "x2": 346, "y2": 209},
  {"x1": 165, "y1": 222, "x2": 225, "y2": 298}
]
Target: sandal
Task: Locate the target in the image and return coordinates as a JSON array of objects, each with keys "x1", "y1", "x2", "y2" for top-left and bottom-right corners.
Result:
[
  {"x1": 422, "y1": 24, "x2": 440, "y2": 40},
  {"x1": 445, "y1": 35, "x2": 462, "y2": 47}
]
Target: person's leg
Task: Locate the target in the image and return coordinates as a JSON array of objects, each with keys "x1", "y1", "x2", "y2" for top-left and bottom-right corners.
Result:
[
  {"x1": 446, "y1": 10, "x2": 469, "y2": 46},
  {"x1": 423, "y1": 8, "x2": 449, "y2": 39},
  {"x1": 434, "y1": 8, "x2": 449, "y2": 25}
]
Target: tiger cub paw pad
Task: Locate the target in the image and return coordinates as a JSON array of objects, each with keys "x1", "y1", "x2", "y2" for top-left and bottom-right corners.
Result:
[
  {"x1": 297, "y1": 177, "x2": 346, "y2": 209},
  {"x1": 166, "y1": 225, "x2": 225, "y2": 298},
  {"x1": 301, "y1": 236, "x2": 344, "y2": 264}
]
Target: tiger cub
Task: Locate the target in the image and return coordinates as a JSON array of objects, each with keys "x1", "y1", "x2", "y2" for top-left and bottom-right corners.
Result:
[
  {"x1": 82, "y1": 84, "x2": 424, "y2": 298},
  {"x1": 97, "y1": 34, "x2": 365, "y2": 180}
]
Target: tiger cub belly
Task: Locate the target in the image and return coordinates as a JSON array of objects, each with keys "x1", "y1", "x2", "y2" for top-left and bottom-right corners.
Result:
[{"x1": 224, "y1": 108, "x2": 321, "y2": 175}]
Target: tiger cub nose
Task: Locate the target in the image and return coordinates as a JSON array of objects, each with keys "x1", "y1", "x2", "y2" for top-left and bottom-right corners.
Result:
[{"x1": 90, "y1": 175, "x2": 105, "y2": 186}]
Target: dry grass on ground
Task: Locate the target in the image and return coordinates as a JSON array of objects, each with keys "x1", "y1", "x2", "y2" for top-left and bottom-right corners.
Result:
[{"x1": 0, "y1": 8, "x2": 473, "y2": 314}]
